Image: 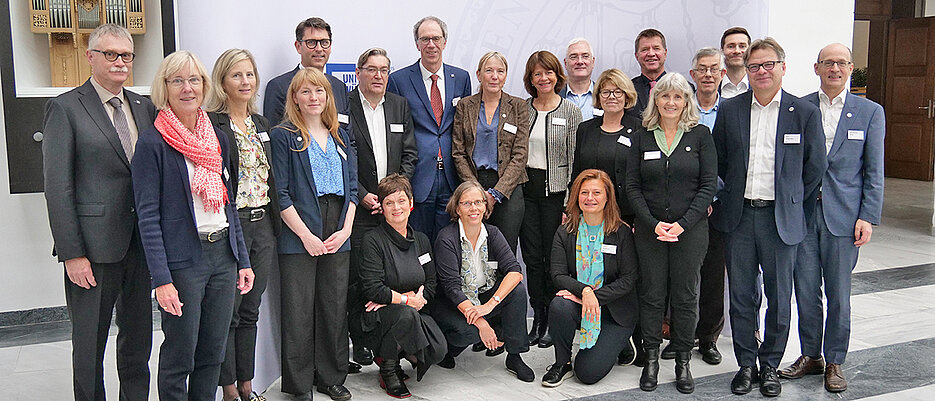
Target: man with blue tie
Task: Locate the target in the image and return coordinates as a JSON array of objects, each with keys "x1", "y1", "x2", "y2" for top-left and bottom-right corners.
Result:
[
  {"x1": 779, "y1": 43, "x2": 884, "y2": 393},
  {"x1": 387, "y1": 16, "x2": 471, "y2": 241},
  {"x1": 711, "y1": 37, "x2": 826, "y2": 397}
]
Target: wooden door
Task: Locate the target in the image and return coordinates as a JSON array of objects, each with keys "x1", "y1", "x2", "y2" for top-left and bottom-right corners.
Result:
[{"x1": 884, "y1": 17, "x2": 935, "y2": 180}]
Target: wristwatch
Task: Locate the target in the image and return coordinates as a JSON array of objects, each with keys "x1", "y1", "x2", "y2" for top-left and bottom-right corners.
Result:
[
  {"x1": 492, "y1": 295, "x2": 502, "y2": 303},
  {"x1": 400, "y1": 294, "x2": 409, "y2": 305}
]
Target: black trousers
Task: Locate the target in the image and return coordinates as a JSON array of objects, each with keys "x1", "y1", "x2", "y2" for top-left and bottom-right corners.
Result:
[
  {"x1": 520, "y1": 168, "x2": 564, "y2": 309},
  {"x1": 432, "y1": 282, "x2": 530, "y2": 355},
  {"x1": 348, "y1": 213, "x2": 381, "y2": 353},
  {"x1": 64, "y1": 233, "x2": 152, "y2": 401},
  {"x1": 477, "y1": 168, "x2": 524, "y2": 253},
  {"x1": 158, "y1": 239, "x2": 237, "y2": 401},
  {"x1": 635, "y1": 218, "x2": 708, "y2": 352},
  {"x1": 549, "y1": 297, "x2": 634, "y2": 384},
  {"x1": 696, "y1": 221, "x2": 726, "y2": 343},
  {"x1": 280, "y1": 195, "x2": 350, "y2": 395},
  {"x1": 219, "y1": 209, "x2": 276, "y2": 386}
]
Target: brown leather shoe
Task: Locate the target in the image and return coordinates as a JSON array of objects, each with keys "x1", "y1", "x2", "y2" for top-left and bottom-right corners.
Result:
[
  {"x1": 824, "y1": 363, "x2": 847, "y2": 392},
  {"x1": 778, "y1": 355, "x2": 824, "y2": 379}
]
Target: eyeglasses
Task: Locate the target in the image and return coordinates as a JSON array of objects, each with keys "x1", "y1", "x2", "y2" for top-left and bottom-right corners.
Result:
[
  {"x1": 599, "y1": 89, "x2": 624, "y2": 99},
  {"x1": 301, "y1": 39, "x2": 332, "y2": 49},
  {"x1": 568, "y1": 54, "x2": 591, "y2": 61},
  {"x1": 166, "y1": 77, "x2": 203, "y2": 88},
  {"x1": 692, "y1": 66, "x2": 722, "y2": 75},
  {"x1": 362, "y1": 66, "x2": 390, "y2": 76},
  {"x1": 91, "y1": 49, "x2": 135, "y2": 62},
  {"x1": 818, "y1": 60, "x2": 852, "y2": 69},
  {"x1": 746, "y1": 60, "x2": 783, "y2": 73},
  {"x1": 418, "y1": 36, "x2": 445, "y2": 45},
  {"x1": 458, "y1": 200, "x2": 485, "y2": 208}
]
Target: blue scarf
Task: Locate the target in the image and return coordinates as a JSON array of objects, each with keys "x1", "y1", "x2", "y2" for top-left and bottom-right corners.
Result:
[{"x1": 575, "y1": 217, "x2": 605, "y2": 349}]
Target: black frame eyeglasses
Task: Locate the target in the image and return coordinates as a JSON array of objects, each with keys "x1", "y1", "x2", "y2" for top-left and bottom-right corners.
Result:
[
  {"x1": 91, "y1": 49, "x2": 135, "y2": 62},
  {"x1": 301, "y1": 39, "x2": 332, "y2": 49}
]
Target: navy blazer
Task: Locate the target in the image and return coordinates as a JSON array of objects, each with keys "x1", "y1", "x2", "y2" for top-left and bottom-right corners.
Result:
[
  {"x1": 270, "y1": 121, "x2": 358, "y2": 254},
  {"x1": 803, "y1": 91, "x2": 885, "y2": 236},
  {"x1": 132, "y1": 124, "x2": 250, "y2": 288},
  {"x1": 263, "y1": 65, "x2": 351, "y2": 130},
  {"x1": 387, "y1": 60, "x2": 472, "y2": 202},
  {"x1": 711, "y1": 90, "x2": 827, "y2": 245}
]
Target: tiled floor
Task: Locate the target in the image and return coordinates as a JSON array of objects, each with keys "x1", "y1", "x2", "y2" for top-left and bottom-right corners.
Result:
[{"x1": 3, "y1": 178, "x2": 935, "y2": 400}]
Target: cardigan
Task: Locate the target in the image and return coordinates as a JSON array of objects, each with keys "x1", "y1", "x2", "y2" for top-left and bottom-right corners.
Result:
[
  {"x1": 523, "y1": 98, "x2": 583, "y2": 195},
  {"x1": 433, "y1": 222, "x2": 521, "y2": 305},
  {"x1": 571, "y1": 113, "x2": 644, "y2": 219}
]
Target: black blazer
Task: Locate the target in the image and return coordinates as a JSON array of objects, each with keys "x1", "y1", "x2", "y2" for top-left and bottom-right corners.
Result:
[
  {"x1": 208, "y1": 112, "x2": 281, "y2": 236},
  {"x1": 571, "y1": 113, "x2": 643, "y2": 219},
  {"x1": 550, "y1": 226, "x2": 639, "y2": 328},
  {"x1": 347, "y1": 89, "x2": 419, "y2": 201},
  {"x1": 625, "y1": 125, "x2": 717, "y2": 231}
]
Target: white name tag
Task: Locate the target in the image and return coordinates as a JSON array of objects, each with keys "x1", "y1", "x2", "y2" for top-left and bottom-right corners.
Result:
[
  {"x1": 593, "y1": 108, "x2": 604, "y2": 117},
  {"x1": 552, "y1": 117, "x2": 566, "y2": 126},
  {"x1": 452, "y1": 97, "x2": 461, "y2": 107},
  {"x1": 503, "y1": 123, "x2": 517, "y2": 134},
  {"x1": 644, "y1": 151, "x2": 661, "y2": 160},
  {"x1": 390, "y1": 123, "x2": 404, "y2": 133},
  {"x1": 418, "y1": 253, "x2": 432, "y2": 265},
  {"x1": 338, "y1": 113, "x2": 349, "y2": 124},
  {"x1": 336, "y1": 146, "x2": 347, "y2": 160},
  {"x1": 258, "y1": 131, "x2": 270, "y2": 142},
  {"x1": 847, "y1": 130, "x2": 865, "y2": 140},
  {"x1": 487, "y1": 261, "x2": 499, "y2": 269},
  {"x1": 601, "y1": 244, "x2": 617, "y2": 254},
  {"x1": 783, "y1": 134, "x2": 801, "y2": 144},
  {"x1": 618, "y1": 135, "x2": 631, "y2": 147}
]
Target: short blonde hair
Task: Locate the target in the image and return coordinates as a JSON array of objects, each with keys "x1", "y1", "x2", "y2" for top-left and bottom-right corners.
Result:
[
  {"x1": 204, "y1": 48, "x2": 260, "y2": 115},
  {"x1": 641, "y1": 72, "x2": 699, "y2": 131},
  {"x1": 593, "y1": 68, "x2": 637, "y2": 110},
  {"x1": 150, "y1": 50, "x2": 211, "y2": 110}
]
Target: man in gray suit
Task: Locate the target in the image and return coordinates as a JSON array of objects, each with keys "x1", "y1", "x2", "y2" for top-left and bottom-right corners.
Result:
[
  {"x1": 42, "y1": 24, "x2": 156, "y2": 401},
  {"x1": 779, "y1": 43, "x2": 885, "y2": 393}
]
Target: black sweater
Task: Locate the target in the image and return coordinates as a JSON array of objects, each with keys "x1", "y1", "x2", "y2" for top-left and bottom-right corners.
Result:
[
  {"x1": 358, "y1": 222, "x2": 436, "y2": 305},
  {"x1": 570, "y1": 113, "x2": 644, "y2": 219}
]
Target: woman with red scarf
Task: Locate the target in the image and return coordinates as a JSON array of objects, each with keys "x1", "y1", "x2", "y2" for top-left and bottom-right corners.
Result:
[{"x1": 132, "y1": 50, "x2": 253, "y2": 401}]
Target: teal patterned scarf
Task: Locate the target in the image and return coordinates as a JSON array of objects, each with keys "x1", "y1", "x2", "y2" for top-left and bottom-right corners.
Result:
[{"x1": 575, "y1": 217, "x2": 605, "y2": 349}]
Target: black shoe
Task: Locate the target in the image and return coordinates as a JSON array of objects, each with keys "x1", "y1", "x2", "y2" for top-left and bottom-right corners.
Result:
[
  {"x1": 759, "y1": 366, "x2": 782, "y2": 397},
  {"x1": 674, "y1": 351, "x2": 694, "y2": 394},
  {"x1": 505, "y1": 354, "x2": 535, "y2": 382},
  {"x1": 541, "y1": 363, "x2": 574, "y2": 387},
  {"x1": 698, "y1": 342, "x2": 722, "y2": 365},
  {"x1": 639, "y1": 347, "x2": 659, "y2": 391},
  {"x1": 731, "y1": 366, "x2": 758, "y2": 395},
  {"x1": 347, "y1": 361, "x2": 362, "y2": 374},
  {"x1": 538, "y1": 331, "x2": 553, "y2": 348},
  {"x1": 472, "y1": 341, "x2": 486, "y2": 352},
  {"x1": 485, "y1": 345, "x2": 505, "y2": 357},
  {"x1": 437, "y1": 353, "x2": 456, "y2": 369},
  {"x1": 617, "y1": 335, "x2": 637, "y2": 365},
  {"x1": 316, "y1": 384, "x2": 352, "y2": 401},
  {"x1": 378, "y1": 359, "x2": 411, "y2": 399},
  {"x1": 353, "y1": 346, "x2": 373, "y2": 366},
  {"x1": 660, "y1": 342, "x2": 676, "y2": 360}
]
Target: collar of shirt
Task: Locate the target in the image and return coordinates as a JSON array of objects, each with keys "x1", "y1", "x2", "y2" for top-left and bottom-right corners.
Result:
[
  {"x1": 694, "y1": 93, "x2": 720, "y2": 114},
  {"x1": 89, "y1": 76, "x2": 127, "y2": 106},
  {"x1": 420, "y1": 61, "x2": 443, "y2": 81},
  {"x1": 721, "y1": 74, "x2": 748, "y2": 91},
  {"x1": 818, "y1": 88, "x2": 847, "y2": 108},
  {"x1": 752, "y1": 89, "x2": 782, "y2": 109},
  {"x1": 458, "y1": 220, "x2": 488, "y2": 254},
  {"x1": 360, "y1": 92, "x2": 386, "y2": 111},
  {"x1": 566, "y1": 81, "x2": 594, "y2": 97}
]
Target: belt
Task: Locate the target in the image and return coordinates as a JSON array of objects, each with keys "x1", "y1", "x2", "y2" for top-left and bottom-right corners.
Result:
[
  {"x1": 743, "y1": 198, "x2": 775, "y2": 208},
  {"x1": 199, "y1": 227, "x2": 229, "y2": 242},
  {"x1": 238, "y1": 206, "x2": 267, "y2": 222}
]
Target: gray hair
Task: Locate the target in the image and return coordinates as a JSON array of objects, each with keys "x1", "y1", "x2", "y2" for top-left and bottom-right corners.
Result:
[
  {"x1": 357, "y1": 47, "x2": 391, "y2": 69},
  {"x1": 744, "y1": 37, "x2": 786, "y2": 65},
  {"x1": 692, "y1": 47, "x2": 724, "y2": 70},
  {"x1": 413, "y1": 16, "x2": 448, "y2": 43},
  {"x1": 566, "y1": 37, "x2": 593, "y2": 55},
  {"x1": 642, "y1": 72, "x2": 700, "y2": 132},
  {"x1": 88, "y1": 23, "x2": 133, "y2": 50}
]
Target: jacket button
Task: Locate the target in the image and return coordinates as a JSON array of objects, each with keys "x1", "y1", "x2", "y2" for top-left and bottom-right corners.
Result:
[
  {"x1": 130, "y1": 207, "x2": 135, "y2": 213},
  {"x1": 371, "y1": 171, "x2": 377, "y2": 176}
]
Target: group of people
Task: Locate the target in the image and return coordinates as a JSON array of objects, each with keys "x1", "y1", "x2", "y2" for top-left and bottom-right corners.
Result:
[{"x1": 42, "y1": 13, "x2": 884, "y2": 401}]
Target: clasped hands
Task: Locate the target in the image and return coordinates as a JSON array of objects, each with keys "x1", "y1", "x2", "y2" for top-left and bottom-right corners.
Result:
[
  {"x1": 654, "y1": 221, "x2": 684, "y2": 242},
  {"x1": 300, "y1": 227, "x2": 352, "y2": 256}
]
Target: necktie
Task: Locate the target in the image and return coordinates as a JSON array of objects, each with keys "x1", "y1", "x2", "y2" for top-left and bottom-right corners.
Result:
[
  {"x1": 650, "y1": 80, "x2": 657, "y2": 90},
  {"x1": 107, "y1": 97, "x2": 134, "y2": 160},
  {"x1": 430, "y1": 74, "x2": 443, "y2": 126}
]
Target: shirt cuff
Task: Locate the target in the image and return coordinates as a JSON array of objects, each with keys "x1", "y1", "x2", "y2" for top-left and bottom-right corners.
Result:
[{"x1": 488, "y1": 188, "x2": 505, "y2": 203}]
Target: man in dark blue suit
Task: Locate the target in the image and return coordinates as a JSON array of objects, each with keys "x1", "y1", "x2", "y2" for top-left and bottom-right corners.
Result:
[
  {"x1": 387, "y1": 16, "x2": 471, "y2": 241},
  {"x1": 711, "y1": 37, "x2": 826, "y2": 397},
  {"x1": 779, "y1": 43, "x2": 884, "y2": 393}
]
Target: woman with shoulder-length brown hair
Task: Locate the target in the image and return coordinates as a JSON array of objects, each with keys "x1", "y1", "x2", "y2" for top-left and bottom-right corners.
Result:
[
  {"x1": 542, "y1": 169, "x2": 638, "y2": 388},
  {"x1": 269, "y1": 67, "x2": 359, "y2": 399}
]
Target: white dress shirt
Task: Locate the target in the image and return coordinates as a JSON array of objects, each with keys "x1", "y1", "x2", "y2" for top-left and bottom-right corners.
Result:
[
  {"x1": 818, "y1": 89, "x2": 847, "y2": 154},
  {"x1": 744, "y1": 90, "x2": 782, "y2": 200},
  {"x1": 185, "y1": 158, "x2": 229, "y2": 234},
  {"x1": 420, "y1": 61, "x2": 446, "y2": 110},
  {"x1": 721, "y1": 75, "x2": 749, "y2": 99},
  {"x1": 359, "y1": 94, "x2": 389, "y2": 180}
]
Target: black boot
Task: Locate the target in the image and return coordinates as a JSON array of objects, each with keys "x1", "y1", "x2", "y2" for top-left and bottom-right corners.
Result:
[
  {"x1": 379, "y1": 358, "x2": 411, "y2": 399},
  {"x1": 538, "y1": 306, "x2": 553, "y2": 348},
  {"x1": 639, "y1": 347, "x2": 659, "y2": 391},
  {"x1": 675, "y1": 351, "x2": 694, "y2": 394},
  {"x1": 632, "y1": 329, "x2": 648, "y2": 367},
  {"x1": 527, "y1": 305, "x2": 543, "y2": 346}
]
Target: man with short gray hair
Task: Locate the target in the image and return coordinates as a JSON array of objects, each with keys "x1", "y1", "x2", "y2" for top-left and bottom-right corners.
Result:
[{"x1": 561, "y1": 38, "x2": 597, "y2": 120}]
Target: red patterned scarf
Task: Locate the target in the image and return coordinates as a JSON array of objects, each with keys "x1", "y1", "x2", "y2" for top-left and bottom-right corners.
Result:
[{"x1": 154, "y1": 107, "x2": 228, "y2": 213}]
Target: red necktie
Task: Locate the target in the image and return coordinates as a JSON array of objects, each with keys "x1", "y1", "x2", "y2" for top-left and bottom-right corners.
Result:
[
  {"x1": 430, "y1": 74, "x2": 443, "y2": 126},
  {"x1": 650, "y1": 80, "x2": 657, "y2": 90}
]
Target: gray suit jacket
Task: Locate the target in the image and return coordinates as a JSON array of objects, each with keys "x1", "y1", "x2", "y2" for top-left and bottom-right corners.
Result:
[{"x1": 42, "y1": 79, "x2": 157, "y2": 263}]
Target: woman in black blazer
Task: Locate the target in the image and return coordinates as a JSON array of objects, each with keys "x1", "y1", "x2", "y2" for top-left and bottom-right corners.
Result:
[
  {"x1": 625, "y1": 73, "x2": 717, "y2": 394},
  {"x1": 204, "y1": 48, "x2": 277, "y2": 401},
  {"x1": 541, "y1": 169, "x2": 638, "y2": 388}
]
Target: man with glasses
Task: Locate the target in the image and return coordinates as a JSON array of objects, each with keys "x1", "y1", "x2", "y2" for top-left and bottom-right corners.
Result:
[
  {"x1": 42, "y1": 23, "x2": 156, "y2": 401},
  {"x1": 387, "y1": 16, "x2": 471, "y2": 242},
  {"x1": 346, "y1": 47, "x2": 418, "y2": 369},
  {"x1": 561, "y1": 38, "x2": 597, "y2": 120},
  {"x1": 779, "y1": 43, "x2": 884, "y2": 393},
  {"x1": 264, "y1": 17, "x2": 350, "y2": 130},
  {"x1": 720, "y1": 27, "x2": 751, "y2": 99},
  {"x1": 711, "y1": 37, "x2": 826, "y2": 397}
]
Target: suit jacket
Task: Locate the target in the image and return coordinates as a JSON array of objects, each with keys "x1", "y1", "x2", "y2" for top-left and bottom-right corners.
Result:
[
  {"x1": 711, "y1": 90, "x2": 827, "y2": 245},
  {"x1": 803, "y1": 91, "x2": 885, "y2": 236},
  {"x1": 42, "y1": 79, "x2": 157, "y2": 263},
  {"x1": 451, "y1": 92, "x2": 530, "y2": 197},
  {"x1": 387, "y1": 60, "x2": 472, "y2": 202},
  {"x1": 263, "y1": 65, "x2": 351, "y2": 130},
  {"x1": 208, "y1": 112, "x2": 282, "y2": 236},
  {"x1": 270, "y1": 122, "x2": 358, "y2": 254},
  {"x1": 347, "y1": 89, "x2": 419, "y2": 199},
  {"x1": 131, "y1": 125, "x2": 251, "y2": 288}
]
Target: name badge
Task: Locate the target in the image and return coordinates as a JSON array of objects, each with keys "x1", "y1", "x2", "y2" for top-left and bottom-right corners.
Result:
[
  {"x1": 783, "y1": 134, "x2": 801, "y2": 144},
  {"x1": 601, "y1": 244, "x2": 617, "y2": 254},
  {"x1": 337, "y1": 113, "x2": 349, "y2": 124},
  {"x1": 552, "y1": 117, "x2": 566, "y2": 126},
  {"x1": 847, "y1": 130, "x2": 865, "y2": 140},
  {"x1": 617, "y1": 135, "x2": 632, "y2": 147},
  {"x1": 487, "y1": 261, "x2": 499, "y2": 269},
  {"x1": 452, "y1": 97, "x2": 461, "y2": 107},
  {"x1": 223, "y1": 168, "x2": 230, "y2": 181},
  {"x1": 390, "y1": 123, "x2": 404, "y2": 133},
  {"x1": 593, "y1": 108, "x2": 605, "y2": 117},
  {"x1": 644, "y1": 151, "x2": 661, "y2": 160},
  {"x1": 336, "y1": 146, "x2": 347, "y2": 160},
  {"x1": 418, "y1": 253, "x2": 432, "y2": 265},
  {"x1": 258, "y1": 131, "x2": 270, "y2": 142},
  {"x1": 503, "y1": 123, "x2": 517, "y2": 134}
]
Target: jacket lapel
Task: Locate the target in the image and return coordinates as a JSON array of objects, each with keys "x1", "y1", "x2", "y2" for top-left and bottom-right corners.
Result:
[
  {"x1": 441, "y1": 64, "x2": 457, "y2": 132},
  {"x1": 348, "y1": 90, "x2": 374, "y2": 152},
  {"x1": 775, "y1": 91, "x2": 795, "y2": 176},
  {"x1": 827, "y1": 94, "x2": 855, "y2": 158},
  {"x1": 408, "y1": 64, "x2": 435, "y2": 122},
  {"x1": 125, "y1": 90, "x2": 151, "y2": 133},
  {"x1": 173, "y1": 150, "x2": 197, "y2": 223},
  {"x1": 77, "y1": 81, "x2": 130, "y2": 168},
  {"x1": 739, "y1": 91, "x2": 752, "y2": 171}
]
